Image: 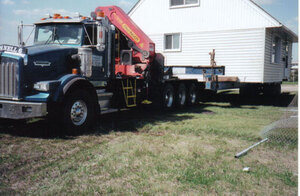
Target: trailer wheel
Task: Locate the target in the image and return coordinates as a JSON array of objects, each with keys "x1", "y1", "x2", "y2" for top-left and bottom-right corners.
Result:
[
  {"x1": 240, "y1": 84, "x2": 260, "y2": 98},
  {"x1": 62, "y1": 90, "x2": 96, "y2": 133},
  {"x1": 263, "y1": 83, "x2": 281, "y2": 96},
  {"x1": 176, "y1": 83, "x2": 187, "y2": 107},
  {"x1": 275, "y1": 83, "x2": 281, "y2": 95},
  {"x1": 187, "y1": 83, "x2": 197, "y2": 105},
  {"x1": 162, "y1": 83, "x2": 175, "y2": 109}
]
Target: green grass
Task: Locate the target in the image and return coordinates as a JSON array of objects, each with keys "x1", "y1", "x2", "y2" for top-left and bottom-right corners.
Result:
[
  {"x1": 277, "y1": 171, "x2": 298, "y2": 187},
  {"x1": 0, "y1": 94, "x2": 298, "y2": 195},
  {"x1": 282, "y1": 81, "x2": 298, "y2": 85}
]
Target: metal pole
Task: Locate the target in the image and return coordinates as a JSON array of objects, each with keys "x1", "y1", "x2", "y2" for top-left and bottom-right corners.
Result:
[{"x1": 235, "y1": 138, "x2": 269, "y2": 158}]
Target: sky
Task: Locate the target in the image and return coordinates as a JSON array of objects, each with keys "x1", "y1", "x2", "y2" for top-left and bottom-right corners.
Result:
[{"x1": 0, "y1": 0, "x2": 298, "y2": 62}]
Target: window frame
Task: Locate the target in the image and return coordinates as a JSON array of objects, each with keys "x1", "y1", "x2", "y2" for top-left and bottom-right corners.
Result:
[
  {"x1": 163, "y1": 33, "x2": 182, "y2": 52},
  {"x1": 83, "y1": 24, "x2": 98, "y2": 45},
  {"x1": 33, "y1": 23, "x2": 83, "y2": 46},
  {"x1": 271, "y1": 35, "x2": 282, "y2": 64},
  {"x1": 169, "y1": 0, "x2": 200, "y2": 9}
]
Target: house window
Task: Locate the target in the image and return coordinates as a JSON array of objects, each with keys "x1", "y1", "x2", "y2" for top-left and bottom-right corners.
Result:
[
  {"x1": 283, "y1": 41, "x2": 290, "y2": 68},
  {"x1": 284, "y1": 41, "x2": 290, "y2": 55},
  {"x1": 271, "y1": 36, "x2": 281, "y2": 64},
  {"x1": 164, "y1": 33, "x2": 181, "y2": 51},
  {"x1": 170, "y1": 0, "x2": 199, "y2": 8}
]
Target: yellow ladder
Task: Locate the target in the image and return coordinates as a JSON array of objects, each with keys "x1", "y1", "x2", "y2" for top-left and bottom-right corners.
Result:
[{"x1": 121, "y1": 79, "x2": 137, "y2": 108}]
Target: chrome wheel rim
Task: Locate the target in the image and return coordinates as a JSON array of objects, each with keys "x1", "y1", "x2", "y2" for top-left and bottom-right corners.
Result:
[
  {"x1": 190, "y1": 90, "x2": 196, "y2": 104},
  {"x1": 165, "y1": 90, "x2": 173, "y2": 108},
  {"x1": 70, "y1": 100, "x2": 88, "y2": 126},
  {"x1": 178, "y1": 89, "x2": 186, "y2": 105}
]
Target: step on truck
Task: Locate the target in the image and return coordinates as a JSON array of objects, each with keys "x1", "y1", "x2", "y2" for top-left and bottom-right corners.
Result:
[{"x1": 0, "y1": 6, "x2": 235, "y2": 131}]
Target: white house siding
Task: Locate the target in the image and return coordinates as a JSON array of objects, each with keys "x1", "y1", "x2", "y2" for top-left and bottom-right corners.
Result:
[
  {"x1": 130, "y1": 0, "x2": 296, "y2": 83},
  {"x1": 129, "y1": 0, "x2": 280, "y2": 35},
  {"x1": 150, "y1": 28, "x2": 265, "y2": 83},
  {"x1": 263, "y1": 29, "x2": 293, "y2": 82}
]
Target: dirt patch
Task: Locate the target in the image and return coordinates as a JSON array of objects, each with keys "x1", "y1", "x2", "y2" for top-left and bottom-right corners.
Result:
[
  {"x1": 244, "y1": 146, "x2": 298, "y2": 174},
  {"x1": 289, "y1": 93, "x2": 298, "y2": 107},
  {"x1": 282, "y1": 84, "x2": 298, "y2": 93},
  {"x1": 202, "y1": 111, "x2": 216, "y2": 115}
]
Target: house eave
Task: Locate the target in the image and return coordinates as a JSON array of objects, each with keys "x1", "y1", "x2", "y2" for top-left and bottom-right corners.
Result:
[
  {"x1": 266, "y1": 26, "x2": 298, "y2": 43},
  {"x1": 281, "y1": 25, "x2": 298, "y2": 43}
]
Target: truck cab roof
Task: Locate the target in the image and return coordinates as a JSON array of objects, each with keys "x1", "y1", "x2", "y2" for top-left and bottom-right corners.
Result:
[{"x1": 34, "y1": 15, "x2": 97, "y2": 25}]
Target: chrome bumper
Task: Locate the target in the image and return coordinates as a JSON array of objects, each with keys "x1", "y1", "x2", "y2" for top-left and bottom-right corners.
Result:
[{"x1": 0, "y1": 100, "x2": 47, "y2": 119}]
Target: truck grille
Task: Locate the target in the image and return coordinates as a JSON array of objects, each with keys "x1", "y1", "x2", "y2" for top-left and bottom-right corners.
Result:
[{"x1": 0, "y1": 57, "x2": 19, "y2": 99}]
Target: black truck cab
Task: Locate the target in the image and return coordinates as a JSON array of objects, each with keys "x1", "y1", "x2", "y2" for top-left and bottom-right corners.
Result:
[{"x1": 0, "y1": 13, "x2": 116, "y2": 130}]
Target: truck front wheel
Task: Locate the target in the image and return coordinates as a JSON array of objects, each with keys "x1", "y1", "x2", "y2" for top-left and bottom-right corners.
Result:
[{"x1": 62, "y1": 90, "x2": 96, "y2": 133}]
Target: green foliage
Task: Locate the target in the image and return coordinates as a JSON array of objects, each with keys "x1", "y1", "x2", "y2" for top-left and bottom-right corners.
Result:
[{"x1": 277, "y1": 171, "x2": 298, "y2": 187}]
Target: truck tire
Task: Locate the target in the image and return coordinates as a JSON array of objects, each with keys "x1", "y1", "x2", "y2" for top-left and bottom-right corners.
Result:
[
  {"x1": 263, "y1": 83, "x2": 281, "y2": 97},
  {"x1": 275, "y1": 83, "x2": 281, "y2": 95},
  {"x1": 162, "y1": 83, "x2": 175, "y2": 109},
  {"x1": 187, "y1": 83, "x2": 197, "y2": 105},
  {"x1": 239, "y1": 84, "x2": 260, "y2": 98},
  {"x1": 62, "y1": 90, "x2": 96, "y2": 133},
  {"x1": 176, "y1": 83, "x2": 187, "y2": 108}
]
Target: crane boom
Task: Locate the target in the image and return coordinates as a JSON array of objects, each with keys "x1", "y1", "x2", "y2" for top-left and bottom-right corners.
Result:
[{"x1": 95, "y1": 6, "x2": 155, "y2": 63}]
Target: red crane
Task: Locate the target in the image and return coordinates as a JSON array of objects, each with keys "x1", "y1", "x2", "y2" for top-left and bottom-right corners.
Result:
[{"x1": 94, "y1": 6, "x2": 156, "y2": 78}]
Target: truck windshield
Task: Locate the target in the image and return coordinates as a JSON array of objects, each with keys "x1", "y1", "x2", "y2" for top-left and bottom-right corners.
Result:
[{"x1": 34, "y1": 24, "x2": 83, "y2": 45}]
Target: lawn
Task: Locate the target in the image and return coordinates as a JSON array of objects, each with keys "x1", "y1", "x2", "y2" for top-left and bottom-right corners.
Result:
[
  {"x1": 0, "y1": 92, "x2": 298, "y2": 195},
  {"x1": 283, "y1": 81, "x2": 298, "y2": 85}
]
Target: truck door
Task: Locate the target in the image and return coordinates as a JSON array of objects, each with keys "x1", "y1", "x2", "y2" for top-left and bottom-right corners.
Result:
[{"x1": 84, "y1": 25, "x2": 108, "y2": 83}]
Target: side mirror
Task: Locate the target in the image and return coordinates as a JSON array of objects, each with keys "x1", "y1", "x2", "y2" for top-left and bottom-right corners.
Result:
[
  {"x1": 18, "y1": 23, "x2": 25, "y2": 47},
  {"x1": 18, "y1": 22, "x2": 34, "y2": 47},
  {"x1": 97, "y1": 25, "x2": 106, "y2": 51}
]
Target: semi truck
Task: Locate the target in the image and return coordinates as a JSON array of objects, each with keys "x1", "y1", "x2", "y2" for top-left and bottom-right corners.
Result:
[{"x1": 0, "y1": 6, "x2": 240, "y2": 131}]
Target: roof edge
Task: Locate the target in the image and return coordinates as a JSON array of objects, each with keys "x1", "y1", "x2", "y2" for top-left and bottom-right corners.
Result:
[
  {"x1": 128, "y1": 0, "x2": 142, "y2": 15},
  {"x1": 266, "y1": 26, "x2": 298, "y2": 43},
  {"x1": 244, "y1": 0, "x2": 298, "y2": 41},
  {"x1": 248, "y1": 0, "x2": 282, "y2": 26},
  {"x1": 282, "y1": 25, "x2": 298, "y2": 42},
  {"x1": 129, "y1": 0, "x2": 298, "y2": 42}
]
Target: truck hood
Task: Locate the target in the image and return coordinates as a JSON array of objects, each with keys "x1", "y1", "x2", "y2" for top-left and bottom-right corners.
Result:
[
  {"x1": 0, "y1": 44, "x2": 80, "y2": 98},
  {"x1": 26, "y1": 44, "x2": 78, "y2": 56},
  {"x1": 21, "y1": 44, "x2": 79, "y2": 95}
]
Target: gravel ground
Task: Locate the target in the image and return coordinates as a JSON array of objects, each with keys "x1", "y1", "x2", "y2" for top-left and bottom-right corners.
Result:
[{"x1": 282, "y1": 84, "x2": 298, "y2": 93}]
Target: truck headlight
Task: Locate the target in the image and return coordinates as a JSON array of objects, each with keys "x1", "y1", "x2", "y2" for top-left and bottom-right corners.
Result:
[{"x1": 34, "y1": 81, "x2": 60, "y2": 92}]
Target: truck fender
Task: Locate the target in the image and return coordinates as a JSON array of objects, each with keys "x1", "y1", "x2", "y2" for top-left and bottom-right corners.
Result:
[
  {"x1": 62, "y1": 77, "x2": 86, "y2": 95},
  {"x1": 51, "y1": 75, "x2": 99, "y2": 113},
  {"x1": 47, "y1": 74, "x2": 100, "y2": 127}
]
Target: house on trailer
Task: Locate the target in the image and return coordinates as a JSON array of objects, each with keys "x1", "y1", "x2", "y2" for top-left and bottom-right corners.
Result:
[{"x1": 129, "y1": 0, "x2": 298, "y2": 85}]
